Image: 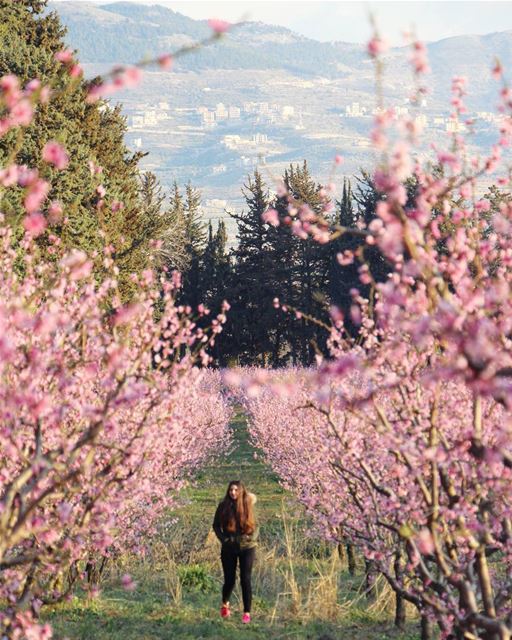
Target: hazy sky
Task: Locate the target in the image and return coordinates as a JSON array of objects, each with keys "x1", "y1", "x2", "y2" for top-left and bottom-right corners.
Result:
[{"x1": 55, "y1": 1, "x2": 512, "y2": 44}]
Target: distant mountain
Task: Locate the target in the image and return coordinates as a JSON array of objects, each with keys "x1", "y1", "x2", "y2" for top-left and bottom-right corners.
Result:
[
  {"x1": 45, "y1": 0, "x2": 512, "y2": 213},
  {"x1": 50, "y1": 1, "x2": 365, "y2": 75},
  {"x1": 50, "y1": 1, "x2": 511, "y2": 107}
]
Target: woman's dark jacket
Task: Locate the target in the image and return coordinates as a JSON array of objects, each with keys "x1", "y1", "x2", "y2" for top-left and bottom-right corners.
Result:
[{"x1": 212, "y1": 493, "x2": 258, "y2": 550}]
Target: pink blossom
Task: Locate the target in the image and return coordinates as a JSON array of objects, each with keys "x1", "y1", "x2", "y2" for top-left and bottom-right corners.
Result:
[
  {"x1": 158, "y1": 54, "x2": 173, "y2": 70},
  {"x1": 114, "y1": 303, "x2": 143, "y2": 326},
  {"x1": 42, "y1": 141, "x2": 69, "y2": 170},
  {"x1": 0, "y1": 164, "x2": 20, "y2": 187},
  {"x1": 291, "y1": 220, "x2": 308, "y2": 239},
  {"x1": 23, "y1": 213, "x2": 47, "y2": 237},
  {"x1": 415, "y1": 529, "x2": 435, "y2": 555},
  {"x1": 121, "y1": 574, "x2": 137, "y2": 592},
  {"x1": 262, "y1": 208, "x2": 280, "y2": 226},
  {"x1": 25, "y1": 79, "x2": 41, "y2": 94},
  {"x1": 0, "y1": 74, "x2": 20, "y2": 93},
  {"x1": 48, "y1": 200, "x2": 63, "y2": 224},
  {"x1": 410, "y1": 41, "x2": 430, "y2": 74},
  {"x1": 10, "y1": 99, "x2": 33, "y2": 127},
  {"x1": 70, "y1": 64, "x2": 83, "y2": 78},
  {"x1": 54, "y1": 49, "x2": 74, "y2": 63},
  {"x1": 122, "y1": 66, "x2": 142, "y2": 88},
  {"x1": 492, "y1": 60, "x2": 503, "y2": 80},
  {"x1": 367, "y1": 35, "x2": 389, "y2": 58},
  {"x1": 208, "y1": 18, "x2": 231, "y2": 34},
  {"x1": 24, "y1": 179, "x2": 50, "y2": 213},
  {"x1": 61, "y1": 250, "x2": 93, "y2": 280}
]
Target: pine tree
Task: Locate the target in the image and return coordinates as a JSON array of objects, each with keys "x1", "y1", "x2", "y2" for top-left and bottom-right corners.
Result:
[
  {"x1": 162, "y1": 181, "x2": 189, "y2": 272},
  {"x1": 183, "y1": 182, "x2": 207, "y2": 255},
  {"x1": 329, "y1": 177, "x2": 362, "y2": 334},
  {"x1": 179, "y1": 182, "x2": 207, "y2": 308},
  {"x1": 227, "y1": 170, "x2": 282, "y2": 365},
  {"x1": 272, "y1": 162, "x2": 333, "y2": 364}
]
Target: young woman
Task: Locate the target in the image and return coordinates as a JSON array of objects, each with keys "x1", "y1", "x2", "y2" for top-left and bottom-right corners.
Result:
[{"x1": 212, "y1": 480, "x2": 258, "y2": 624}]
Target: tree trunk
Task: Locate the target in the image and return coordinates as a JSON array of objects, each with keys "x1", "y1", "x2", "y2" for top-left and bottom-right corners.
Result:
[
  {"x1": 421, "y1": 615, "x2": 434, "y2": 640},
  {"x1": 394, "y1": 548, "x2": 406, "y2": 629},
  {"x1": 364, "y1": 560, "x2": 376, "y2": 601},
  {"x1": 347, "y1": 543, "x2": 356, "y2": 576}
]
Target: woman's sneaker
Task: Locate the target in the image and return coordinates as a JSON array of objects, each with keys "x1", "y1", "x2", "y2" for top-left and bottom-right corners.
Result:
[
  {"x1": 242, "y1": 613, "x2": 251, "y2": 624},
  {"x1": 220, "y1": 605, "x2": 231, "y2": 618}
]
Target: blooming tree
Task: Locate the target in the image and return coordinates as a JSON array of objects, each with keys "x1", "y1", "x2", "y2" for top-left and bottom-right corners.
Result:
[
  {"x1": 231, "y1": 31, "x2": 512, "y2": 640},
  {"x1": 0, "y1": 225, "x2": 233, "y2": 638},
  {"x1": 0, "y1": 29, "x2": 234, "y2": 640},
  {"x1": 236, "y1": 365, "x2": 511, "y2": 639}
]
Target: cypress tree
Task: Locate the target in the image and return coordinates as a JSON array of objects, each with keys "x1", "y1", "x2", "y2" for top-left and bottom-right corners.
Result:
[
  {"x1": 179, "y1": 182, "x2": 207, "y2": 308},
  {"x1": 227, "y1": 170, "x2": 282, "y2": 365},
  {"x1": 0, "y1": 1, "x2": 166, "y2": 298},
  {"x1": 272, "y1": 162, "x2": 333, "y2": 364},
  {"x1": 330, "y1": 177, "x2": 362, "y2": 334}
]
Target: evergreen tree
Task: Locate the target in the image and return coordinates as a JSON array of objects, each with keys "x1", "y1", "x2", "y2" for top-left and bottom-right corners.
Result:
[
  {"x1": 227, "y1": 170, "x2": 282, "y2": 365},
  {"x1": 184, "y1": 182, "x2": 207, "y2": 255},
  {"x1": 224, "y1": 165, "x2": 334, "y2": 366},
  {"x1": 272, "y1": 162, "x2": 333, "y2": 364},
  {"x1": 0, "y1": 1, "x2": 165, "y2": 299},
  {"x1": 199, "y1": 219, "x2": 232, "y2": 364},
  {"x1": 329, "y1": 177, "x2": 362, "y2": 334},
  {"x1": 165, "y1": 181, "x2": 189, "y2": 272},
  {"x1": 201, "y1": 219, "x2": 230, "y2": 302},
  {"x1": 180, "y1": 182, "x2": 207, "y2": 308}
]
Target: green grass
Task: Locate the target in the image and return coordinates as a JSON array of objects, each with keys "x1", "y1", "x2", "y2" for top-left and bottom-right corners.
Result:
[
  {"x1": 183, "y1": 410, "x2": 287, "y2": 518},
  {"x1": 48, "y1": 584, "x2": 420, "y2": 640},
  {"x1": 46, "y1": 411, "x2": 424, "y2": 639}
]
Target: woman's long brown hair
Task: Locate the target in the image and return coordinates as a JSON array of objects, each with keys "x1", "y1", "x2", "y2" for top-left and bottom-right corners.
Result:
[{"x1": 220, "y1": 480, "x2": 255, "y2": 535}]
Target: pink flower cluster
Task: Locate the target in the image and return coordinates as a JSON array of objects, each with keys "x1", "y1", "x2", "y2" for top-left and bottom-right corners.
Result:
[
  {"x1": 234, "y1": 366, "x2": 512, "y2": 639},
  {"x1": 242, "y1": 34, "x2": 512, "y2": 640},
  {"x1": 0, "y1": 227, "x2": 231, "y2": 638}
]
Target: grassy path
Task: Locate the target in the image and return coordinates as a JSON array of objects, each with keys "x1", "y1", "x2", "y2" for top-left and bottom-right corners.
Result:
[{"x1": 47, "y1": 411, "x2": 421, "y2": 639}]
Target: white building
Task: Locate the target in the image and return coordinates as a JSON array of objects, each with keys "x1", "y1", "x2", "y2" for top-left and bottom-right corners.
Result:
[
  {"x1": 476, "y1": 111, "x2": 498, "y2": 122},
  {"x1": 144, "y1": 110, "x2": 158, "y2": 126},
  {"x1": 201, "y1": 111, "x2": 216, "y2": 126},
  {"x1": 215, "y1": 103, "x2": 228, "y2": 120},
  {"x1": 228, "y1": 106, "x2": 241, "y2": 119},
  {"x1": 131, "y1": 115, "x2": 144, "y2": 127},
  {"x1": 222, "y1": 135, "x2": 241, "y2": 149},
  {"x1": 281, "y1": 105, "x2": 295, "y2": 119},
  {"x1": 237, "y1": 156, "x2": 252, "y2": 167},
  {"x1": 446, "y1": 118, "x2": 466, "y2": 133},
  {"x1": 252, "y1": 133, "x2": 268, "y2": 144},
  {"x1": 345, "y1": 102, "x2": 366, "y2": 117}
]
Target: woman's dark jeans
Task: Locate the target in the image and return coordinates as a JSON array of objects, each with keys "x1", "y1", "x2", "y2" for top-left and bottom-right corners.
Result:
[{"x1": 221, "y1": 543, "x2": 255, "y2": 613}]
